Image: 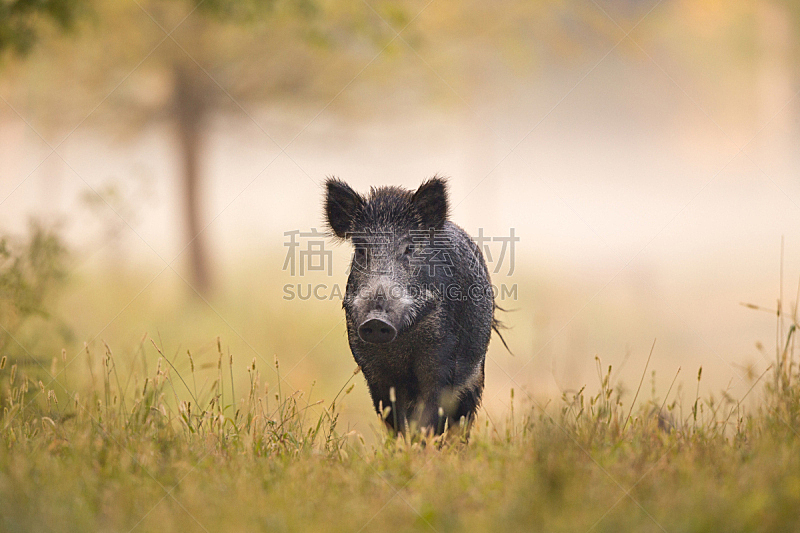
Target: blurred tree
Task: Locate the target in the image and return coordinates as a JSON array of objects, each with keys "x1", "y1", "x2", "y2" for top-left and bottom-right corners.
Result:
[
  {"x1": 145, "y1": 0, "x2": 392, "y2": 295},
  {"x1": 3, "y1": 0, "x2": 404, "y2": 295},
  {"x1": 756, "y1": 1, "x2": 794, "y2": 128}
]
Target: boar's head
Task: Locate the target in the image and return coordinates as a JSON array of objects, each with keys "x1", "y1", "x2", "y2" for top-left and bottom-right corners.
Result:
[{"x1": 324, "y1": 177, "x2": 449, "y2": 344}]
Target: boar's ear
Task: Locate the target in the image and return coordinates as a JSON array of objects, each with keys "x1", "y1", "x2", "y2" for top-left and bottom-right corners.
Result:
[
  {"x1": 412, "y1": 176, "x2": 449, "y2": 230},
  {"x1": 325, "y1": 178, "x2": 363, "y2": 239}
]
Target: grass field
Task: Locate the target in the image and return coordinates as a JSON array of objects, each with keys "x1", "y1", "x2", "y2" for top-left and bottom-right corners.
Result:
[{"x1": 1, "y1": 320, "x2": 799, "y2": 533}]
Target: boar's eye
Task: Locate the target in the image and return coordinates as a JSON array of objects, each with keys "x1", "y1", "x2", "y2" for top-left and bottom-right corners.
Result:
[
  {"x1": 402, "y1": 244, "x2": 413, "y2": 256},
  {"x1": 354, "y1": 246, "x2": 366, "y2": 258}
]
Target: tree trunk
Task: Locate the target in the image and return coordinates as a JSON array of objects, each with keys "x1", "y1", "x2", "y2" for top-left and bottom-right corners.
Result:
[
  {"x1": 174, "y1": 63, "x2": 211, "y2": 296},
  {"x1": 756, "y1": 2, "x2": 793, "y2": 136}
]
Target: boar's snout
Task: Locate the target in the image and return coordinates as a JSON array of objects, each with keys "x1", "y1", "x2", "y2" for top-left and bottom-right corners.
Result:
[{"x1": 358, "y1": 315, "x2": 397, "y2": 344}]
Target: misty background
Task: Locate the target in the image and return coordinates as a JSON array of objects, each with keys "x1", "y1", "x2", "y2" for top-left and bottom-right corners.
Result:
[{"x1": 2, "y1": 0, "x2": 800, "y2": 430}]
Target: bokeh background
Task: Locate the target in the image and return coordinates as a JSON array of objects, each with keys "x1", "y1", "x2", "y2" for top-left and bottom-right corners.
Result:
[{"x1": 2, "y1": 0, "x2": 800, "y2": 434}]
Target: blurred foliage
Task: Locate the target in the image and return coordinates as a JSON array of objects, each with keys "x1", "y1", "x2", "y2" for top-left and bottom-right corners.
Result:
[
  {"x1": 196, "y1": 0, "x2": 319, "y2": 22},
  {"x1": 5, "y1": 0, "x2": 800, "y2": 120},
  {"x1": 0, "y1": 0, "x2": 87, "y2": 56},
  {"x1": 0, "y1": 223, "x2": 69, "y2": 361},
  {"x1": 0, "y1": 0, "x2": 412, "y2": 130}
]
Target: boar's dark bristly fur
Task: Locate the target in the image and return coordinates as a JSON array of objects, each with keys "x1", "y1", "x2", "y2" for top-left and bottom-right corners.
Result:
[{"x1": 324, "y1": 176, "x2": 496, "y2": 436}]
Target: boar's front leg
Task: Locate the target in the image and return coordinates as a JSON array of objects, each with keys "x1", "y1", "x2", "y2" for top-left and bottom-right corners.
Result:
[
  {"x1": 413, "y1": 350, "x2": 453, "y2": 435},
  {"x1": 415, "y1": 396, "x2": 446, "y2": 435},
  {"x1": 367, "y1": 379, "x2": 412, "y2": 434}
]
